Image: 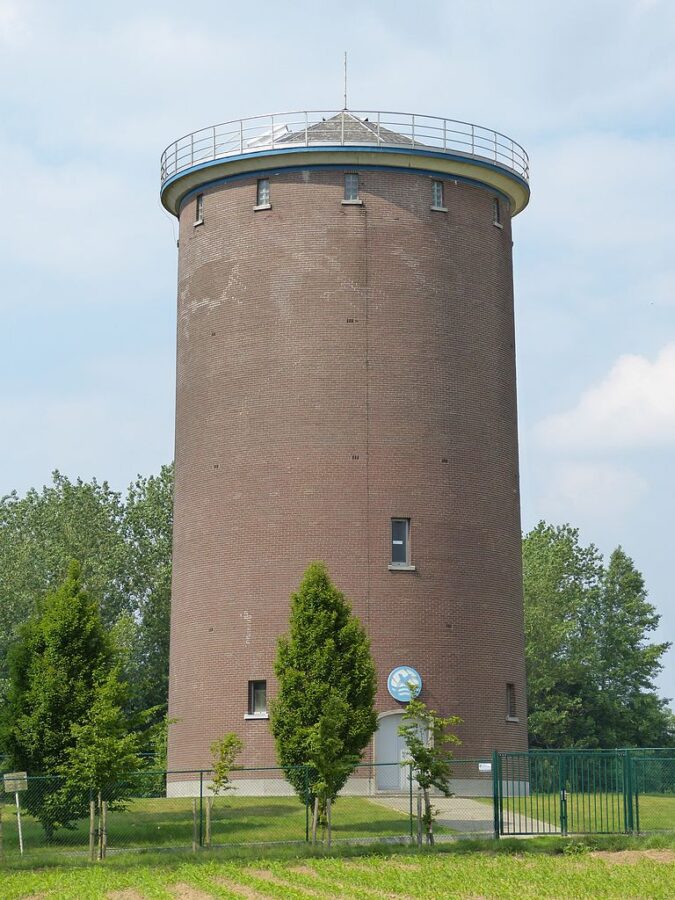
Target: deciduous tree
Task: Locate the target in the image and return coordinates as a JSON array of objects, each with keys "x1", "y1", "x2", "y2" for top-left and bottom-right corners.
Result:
[
  {"x1": 523, "y1": 522, "x2": 674, "y2": 748},
  {"x1": 398, "y1": 697, "x2": 461, "y2": 845}
]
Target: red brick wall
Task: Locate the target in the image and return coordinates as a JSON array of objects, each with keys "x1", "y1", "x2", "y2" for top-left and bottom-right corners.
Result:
[{"x1": 167, "y1": 167, "x2": 528, "y2": 771}]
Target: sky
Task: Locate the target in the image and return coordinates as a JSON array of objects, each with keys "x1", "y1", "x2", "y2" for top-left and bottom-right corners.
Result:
[{"x1": 1, "y1": 0, "x2": 674, "y2": 704}]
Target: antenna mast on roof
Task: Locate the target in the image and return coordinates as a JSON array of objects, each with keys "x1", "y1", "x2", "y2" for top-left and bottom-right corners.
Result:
[{"x1": 343, "y1": 51, "x2": 348, "y2": 109}]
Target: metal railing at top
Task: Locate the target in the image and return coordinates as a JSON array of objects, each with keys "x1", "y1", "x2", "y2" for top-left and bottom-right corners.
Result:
[{"x1": 160, "y1": 110, "x2": 529, "y2": 186}]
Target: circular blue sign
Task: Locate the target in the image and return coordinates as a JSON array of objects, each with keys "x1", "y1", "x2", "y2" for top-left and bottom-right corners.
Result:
[{"x1": 387, "y1": 666, "x2": 422, "y2": 702}]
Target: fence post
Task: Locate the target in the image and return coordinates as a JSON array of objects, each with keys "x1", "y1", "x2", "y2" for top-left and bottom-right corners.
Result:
[
  {"x1": 492, "y1": 750, "x2": 500, "y2": 840},
  {"x1": 409, "y1": 762, "x2": 414, "y2": 841},
  {"x1": 559, "y1": 755, "x2": 568, "y2": 837},
  {"x1": 304, "y1": 766, "x2": 310, "y2": 843},
  {"x1": 624, "y1": 750, "x2": 635, "y2": 834},
  {"x1": 191, "y1": 798, "x2": 197, "y2": 853},
  {"x1": 199, "y1": 770, "x2": 204, "y2": 848}
]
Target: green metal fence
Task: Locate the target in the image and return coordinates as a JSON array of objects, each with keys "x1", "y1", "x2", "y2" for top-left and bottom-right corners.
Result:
[{"x1": 494, "y1": 749, "x2": 675, "y2": 837}]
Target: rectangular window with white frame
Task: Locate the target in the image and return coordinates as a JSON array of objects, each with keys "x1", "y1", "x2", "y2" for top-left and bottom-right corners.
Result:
[
  {"x1": 247, "y1": 680, "x2": 267, "y2": 717},
  {"x1": 195, "y1": 193, "x2": 204, "y2": 225},
  {"x1": 493, "y1": 197, "x2": 502, "y2": 227},
  {"x1": 431, "y1": 180, "x2": 445, "y2": 210},
  {"x1": 390, "y1": 518, "x2": 411, "y2": 567},
  {"x1": 344, "y1": 173, "x2": 360, "y2": 203},
  {"x1": 255, "y1": 178, "x2": 270, "y2": 209}
]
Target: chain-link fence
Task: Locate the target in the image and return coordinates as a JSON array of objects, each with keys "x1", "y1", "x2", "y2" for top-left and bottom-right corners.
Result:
[
  {"x1": 2, "y1": 752, "x2": 673, "y2": 859},
  {"x1": 632, "y1": 753, "x2": 675, "y2": 833},
  {"x1": 0, "y1": 759, "x2": 499, "y2": 860}
]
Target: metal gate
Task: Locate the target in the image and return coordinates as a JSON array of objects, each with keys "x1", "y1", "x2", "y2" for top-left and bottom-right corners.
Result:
[{"x1": 494, "y1": 750, "x2": 636, "y2": 836}]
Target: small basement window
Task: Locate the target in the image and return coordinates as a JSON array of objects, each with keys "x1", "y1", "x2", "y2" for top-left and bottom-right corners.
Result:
[
  {"x1": 247, "y1": 680, "x2": 267, "y2": 717},
  {"x1": 194, "y1": 193, "x2": 204, "y2": 225},
  {"x1": 255, "y1": 178, "x2": 270, "y2": 209},
  {"x1": 493, "y1": 197, "x2": 502, "y2": 228},
  {"x1": 343, "y1": 173, "x2": 360, "y2": 203},
  {"x1": 431, "y1": 180, "x2": 446, "y2": 210},
  {"x1": 506, "y1": 683, "x2": 517, "y2": 720}
]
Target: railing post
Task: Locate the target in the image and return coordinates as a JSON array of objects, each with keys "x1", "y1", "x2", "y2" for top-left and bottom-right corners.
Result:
[
  {"x1": 494, "y1": 131, "x2": 498, "y2": 161},
  {"x1": 213, "y1": 126, "x2": 216, "y2": 160},
  {"x1": 304, "y1": 111, "x2": 308, "y2": 147},
  {"x1": 411, "y1": 114, "x2": 415, "y2": 148},
  {"x1": 443, "y1": 119, "x2": 447, "y2": 151},
  {"x1": 239, "y1": 120, "x2": 243, "y2": 154},
  {"x1": 190, "y1": 133, "x2": 194, "y2": 167},
  {"x1": 341, "y1": 110, "x2": 344, "y2": 145},
  {"x1": 377, "y1": 112, "x2": 381, "y2": 145},
  {"x1": 271, "y1": 115, "x2": 275, "y2": 149},
  {"x1": 492, "y1": 750, "x2": 500, "y2": 839},
  {"x1": 471, "y1": 125, "x2": 475, "y2": 155}
]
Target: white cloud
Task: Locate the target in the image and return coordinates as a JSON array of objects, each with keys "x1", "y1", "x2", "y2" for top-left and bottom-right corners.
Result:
[
  {"x1": 539, "y1": 461, "x2": 648, "y2": 522},
  {"x1": 537, "y1": 343, "x2": 675, "y2": 450},
  {"x1": 0, "y1": 0, "x2": 29, "y2": 45}
]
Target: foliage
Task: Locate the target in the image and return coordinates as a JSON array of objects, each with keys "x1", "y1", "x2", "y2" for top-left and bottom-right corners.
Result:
[
  {"x1": 398, "y1": 696, "x2": 461, "y2": 844},
  {"x1": 121, "y1": 465, "x2": 174, "y2": 716},
  {"x1": 209, "y1": 733, "x2": 244, "y2": 796},
  {"x1": 0, "y1": 473, "x2": 127, "y2": 703},
  {"x1": 58, "y1": 666, "x2": 156, "y2": 808},
  {"x1": 0, "y1": 465, "x2": 174, "y2": 718},
  {"x1": 523, "y1": 522, "x2": 674, "y2": 749},
  {"x1": 271, "y1": 562, "x2": 377, "y2": 831},
  {"x1": 0, "y1": 561, "x2": 115, "y2": 833}
]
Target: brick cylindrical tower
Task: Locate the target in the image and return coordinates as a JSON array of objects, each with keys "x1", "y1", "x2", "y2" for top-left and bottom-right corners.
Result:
[{"x1": 160, "y1": 111, "x2": 530, "y2": 780}]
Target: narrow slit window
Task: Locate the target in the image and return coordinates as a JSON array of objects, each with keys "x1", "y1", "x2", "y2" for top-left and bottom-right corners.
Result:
[
  {"x1": 391, "y1": 518, "x2": 410, "y2": 566},
  {"x1": 506, "y1": 683, "x2": 517, "y2": 719},
  {"x1": 256, "y1": 178, "x2": 270, "y2": 207},
  {"x1": 195, "y1": 193, "x2": 204, "y2": 224},
  {"x1": 344, "y1": 173, "x2": 360, "y2": 202},
  {"x1": 493, "y1": 197, "x2": 502, "y2": 226},
  {"x1": 248, "y1": 680, "x2": 267, "y2": 716},
  {"x1": 432, "y1": 180, "x2": 444, "y2": 208}
]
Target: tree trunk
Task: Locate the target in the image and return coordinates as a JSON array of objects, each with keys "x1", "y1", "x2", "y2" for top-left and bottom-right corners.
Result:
[
  {"x1": 416, "y1": 790, "x2": 423, "y2": 848},
  {"x1": 311, "y1": 796, "x2": 319, "y2": 845},
  {"x1": 423, "y1": 788, "x2": 434, "y2": 846},
  {"x1": 205, "y1": 796, "x2": 212, "y2": 848},
  {"x1": 326, "y1": 797, "x2": 332, "y2": 849}
]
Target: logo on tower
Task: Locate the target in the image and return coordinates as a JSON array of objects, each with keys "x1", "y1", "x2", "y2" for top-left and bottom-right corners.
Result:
[{"x1": 387, "y1": 666, "x2": 422, "y2": 702}]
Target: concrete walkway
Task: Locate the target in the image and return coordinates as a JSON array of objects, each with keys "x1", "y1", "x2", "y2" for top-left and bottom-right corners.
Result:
[{"x1": 370, "y1": 794, "x2": 559, "y2": 836}]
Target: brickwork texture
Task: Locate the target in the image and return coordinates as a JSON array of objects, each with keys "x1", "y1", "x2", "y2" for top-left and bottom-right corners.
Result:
[{"x1": 168, "y1": 166, "x2": 528, "y2": 771}]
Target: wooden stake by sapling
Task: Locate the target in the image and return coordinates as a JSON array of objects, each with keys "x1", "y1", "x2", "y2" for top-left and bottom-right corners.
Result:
[
  {"x1": 89, "y1": 798, "x2": 96, "y2": 861},
  {"x1": 101, "y1": 801, "x2": 107, "y2": 859}
]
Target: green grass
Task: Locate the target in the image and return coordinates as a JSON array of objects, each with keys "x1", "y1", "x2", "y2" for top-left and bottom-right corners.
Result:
[
  {"x1": 0, "y1": 795, "x2": 414, "y2": 858},
  {"x1": 1, "y1": 836, "x2": 675, "y2": 898},
  {"x1": 490, "y1": 792, "x2": 675, "y2": 834}
]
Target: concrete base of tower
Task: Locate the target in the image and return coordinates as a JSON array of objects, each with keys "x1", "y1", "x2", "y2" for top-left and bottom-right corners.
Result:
[{"x1": 165, "y1": 774, "x2": 527, "y2": 799}]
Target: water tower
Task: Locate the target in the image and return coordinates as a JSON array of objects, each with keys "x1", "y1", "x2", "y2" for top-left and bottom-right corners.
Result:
[{"x1": 160, "y1": 109, "x2": 530, "y2": 784}]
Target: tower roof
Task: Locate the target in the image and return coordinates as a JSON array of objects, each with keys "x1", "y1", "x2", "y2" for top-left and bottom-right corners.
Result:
[{"x1": 277, "y1": 111, "x2": 417, "y2": 148}]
